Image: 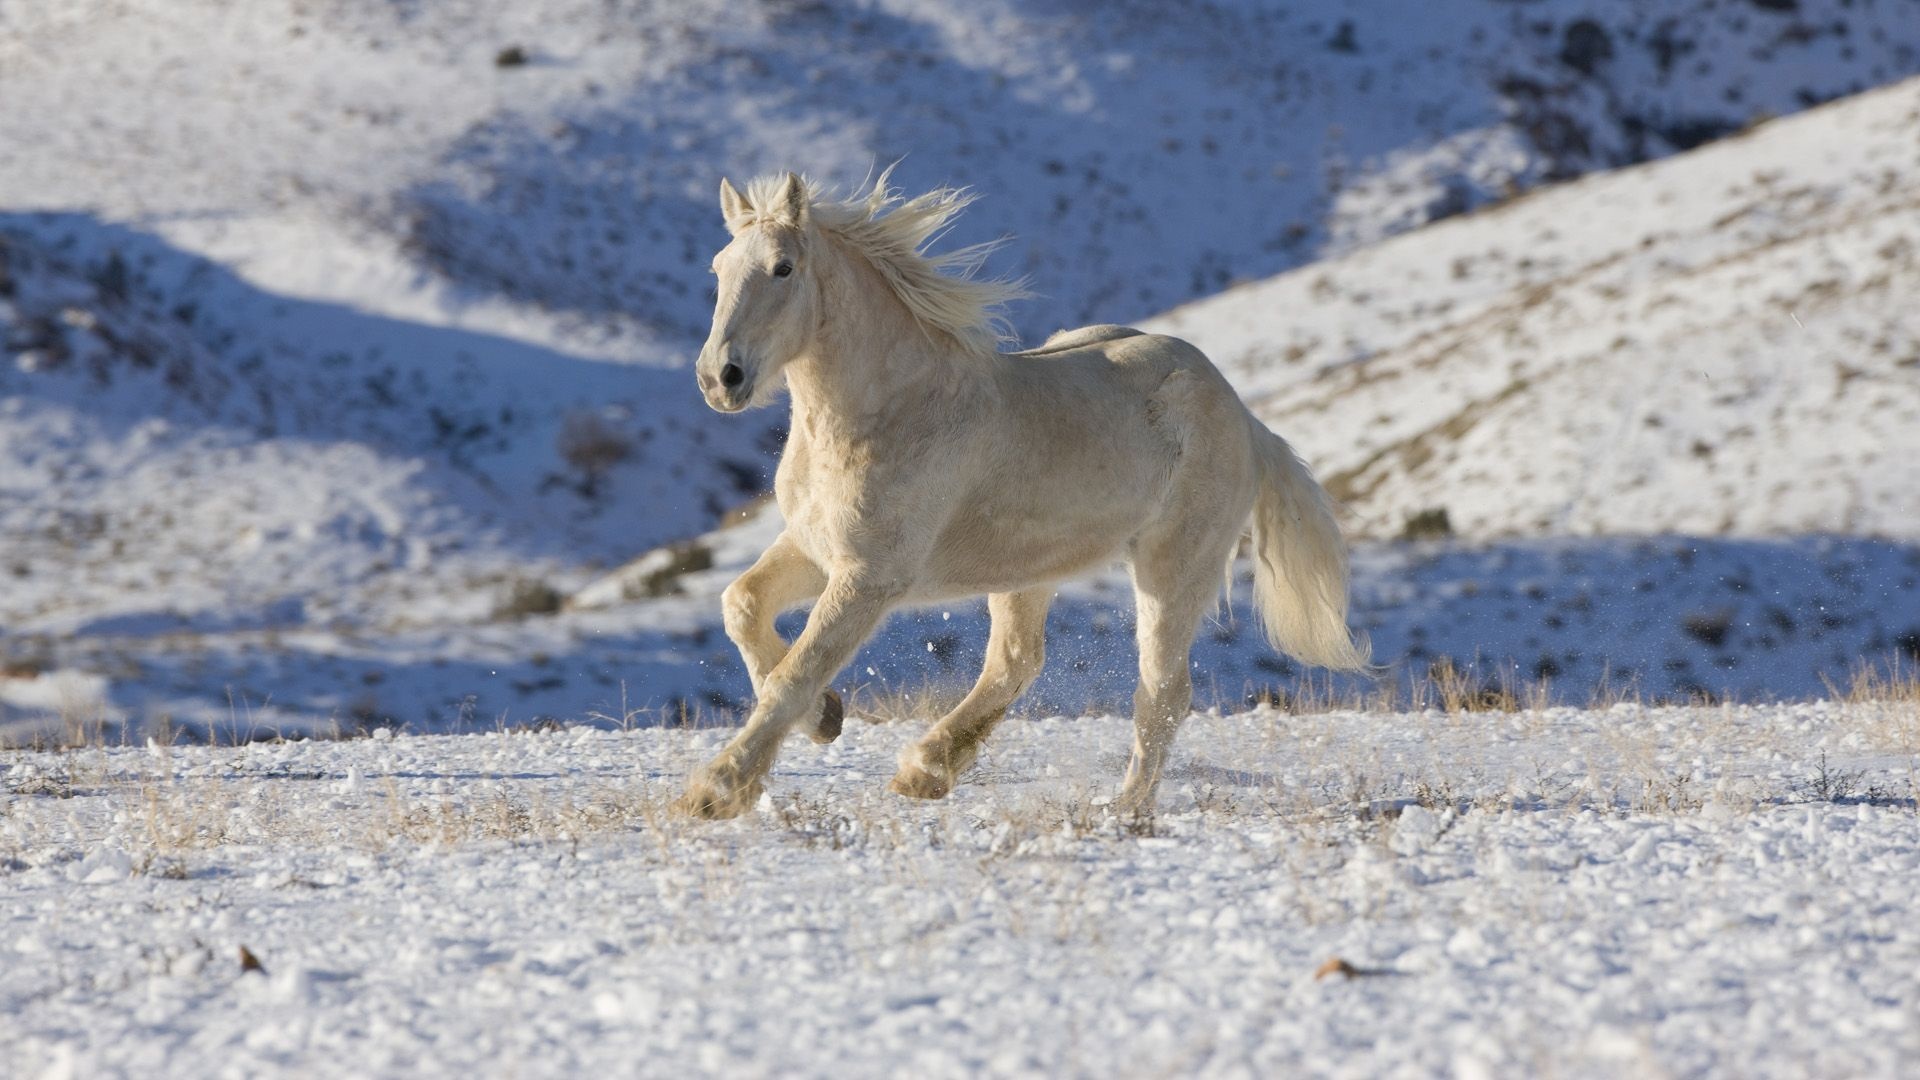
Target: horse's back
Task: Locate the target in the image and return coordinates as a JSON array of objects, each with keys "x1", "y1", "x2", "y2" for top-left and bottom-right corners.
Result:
[
  {"x1": 900, "y1": 327, "x2": 1249, "y2": 596},
  {"x1": 1015, "y1": 324, "x2": 1231, "y2": 398},
  {"x1": 1021, "y1": 324, "x2": 1145, "y2": 355},
  {"x1": 996, "y1": 325, "x2": 1246, "y2": 466}
]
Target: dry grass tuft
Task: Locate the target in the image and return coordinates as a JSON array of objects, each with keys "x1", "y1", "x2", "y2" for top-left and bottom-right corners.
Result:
[
  {"x1": 1829, "y1": 656, "x2": 1920, "y2": 707},
  {"x1": 843, "y1": 679, "x2": 970, "y2": 725},
  {"x1": 379, "y1": 781, "x2": 674, "y2": 849},
  {"x1": 1314, "y1": 956, "x2": 1360, "y2": 981},
  {"x1": 1417, "y1": 657, "x2": 1523, "y2": 714}
]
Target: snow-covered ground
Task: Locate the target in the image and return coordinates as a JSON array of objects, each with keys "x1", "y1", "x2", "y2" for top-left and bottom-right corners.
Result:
[{"x1": 5, "y1": 699, "x2": 1918, "y2": 1077}]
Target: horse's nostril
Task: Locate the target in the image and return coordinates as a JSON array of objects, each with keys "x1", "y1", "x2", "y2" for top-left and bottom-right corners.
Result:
[{"x1": 720, "y1": 363, "x2": 745, "y2": 388}]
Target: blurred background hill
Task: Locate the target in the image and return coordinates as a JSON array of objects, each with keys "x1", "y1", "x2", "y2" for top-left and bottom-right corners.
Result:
[{"x1": 3, "y1": 0, "x2": 1918, "y2": 740}]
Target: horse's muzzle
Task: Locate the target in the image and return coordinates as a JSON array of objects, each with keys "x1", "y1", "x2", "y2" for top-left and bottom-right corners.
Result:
[{"x1": 697, "y1": 346, "x2": 753, "y2": 412}]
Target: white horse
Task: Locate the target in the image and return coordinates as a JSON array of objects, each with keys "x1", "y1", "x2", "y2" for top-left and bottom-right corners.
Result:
[{"x1": 679, "y1": 169, "x2": 1369, "y2": 818}]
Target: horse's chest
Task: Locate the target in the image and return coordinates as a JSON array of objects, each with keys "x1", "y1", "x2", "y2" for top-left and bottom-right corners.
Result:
[
  {"x1": 775, "y1": 480, "x2": 839, "y2": 554},
  {"x1": 774, "y1": 439, "x2": 876, "y2": 559}
]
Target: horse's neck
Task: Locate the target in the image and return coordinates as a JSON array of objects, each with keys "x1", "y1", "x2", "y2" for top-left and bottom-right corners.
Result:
[{"x1": 784, "y1": 248, "x2": 981, "y2": 440}]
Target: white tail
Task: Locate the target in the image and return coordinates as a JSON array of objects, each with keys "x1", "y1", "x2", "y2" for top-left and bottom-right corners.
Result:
[{"x1": 1247, "y1": 421, "x2": 1372, "y2": 671}]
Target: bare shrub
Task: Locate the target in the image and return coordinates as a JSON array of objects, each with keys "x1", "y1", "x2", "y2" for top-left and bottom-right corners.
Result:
[
  {"x1": 1681, "y1": 610, "x2": 1734, "y2": 648},
  {"x1": 1398, "y1": 507, "x2": 1453, "y2": 540},
  {"x1": 492, "y1": 576, "x2": 564, "y2": 620},
  {"x1": 565, "y1": 541, "x2": 714, "y2": 609},
  {"x1": 628, "y1": 541, "x2": 713, "y2": 599},
  {"x1": 1419, "y1": 657, "x2": 1520, "y2": 714},
  {"x1": 555, "y1": 410, "x2": 634, "y2": 498}
]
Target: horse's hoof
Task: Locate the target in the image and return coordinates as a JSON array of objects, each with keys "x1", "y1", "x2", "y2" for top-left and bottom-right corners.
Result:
[
  {"x1": 675, "y1": 773, "x2": 762, "y2": 820},
  {"x1": 888, "y1": 763, "x2": 953, "y2": 800},
  {"x1": 808, "y1": 690, "x2": 844, "y2": 745},
  {"x1": 1111, "y1": 784, "x2": 1159, "y2": 819}
]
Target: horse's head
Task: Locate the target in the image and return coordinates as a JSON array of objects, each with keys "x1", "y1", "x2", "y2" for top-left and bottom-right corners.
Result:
[{"x1": 697, "y1": 172, "x2": 818, "y2": 413}]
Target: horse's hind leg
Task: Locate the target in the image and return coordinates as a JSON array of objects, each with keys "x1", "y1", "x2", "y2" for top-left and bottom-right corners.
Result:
[
  {"x1": 722, "y1": 531, "x2": 841, "y2": 741},
  {"x1": 890, "y1": 586, "x2": 1052, "y2": 800},
  {"x1": 1116, "y1": 518, "x2": 1246, "y2": 815}
]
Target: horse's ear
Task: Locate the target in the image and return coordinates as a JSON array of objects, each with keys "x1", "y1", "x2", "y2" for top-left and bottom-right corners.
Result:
[
  {"x1": 771, "y1": 171, "x2": 808, "y2": 229},
  {"x1": 718, "y1": 176, "x2": 753, "y2": 235}
]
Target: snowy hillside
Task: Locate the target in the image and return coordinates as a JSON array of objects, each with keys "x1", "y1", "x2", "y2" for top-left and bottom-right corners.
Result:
[
  {"x1": 5, "y1": 2, "x2": 1920, "y2": 735},
  {"x1": 1153, "y1": 74, "x2": 1920, "y2": 540},
  {"x1": 9, "y1": 491, "x2": 1915, "y2": 745},
  {"x1": 0, "y1": 221, "x2": 768, "y2": 635},
  {"x1": 8, "y1": 0, "x2": 1918, "y2": 346}
]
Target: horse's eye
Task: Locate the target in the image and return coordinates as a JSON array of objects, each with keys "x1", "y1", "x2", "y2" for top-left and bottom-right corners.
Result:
[{"x1": 772, "y1": 262, "x2": 794, "y2": 278}]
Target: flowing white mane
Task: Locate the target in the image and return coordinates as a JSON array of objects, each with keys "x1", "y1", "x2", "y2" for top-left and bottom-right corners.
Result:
[{"x1": 742, "y1": 168, "x2": 1028, "y2": 353}]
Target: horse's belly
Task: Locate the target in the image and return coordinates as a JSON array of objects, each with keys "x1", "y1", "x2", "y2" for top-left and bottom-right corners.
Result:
[{"x1": 915, "y1": 495, "x2": 1145, "y2": 598}]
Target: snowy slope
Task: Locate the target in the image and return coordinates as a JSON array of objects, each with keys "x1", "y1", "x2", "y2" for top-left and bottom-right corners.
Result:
[
  {"x1": 6, "y1": 2, "x2": 1920, "y2": 733},
  {"x1": 1153, "y1": 74, "x2": 1920, "y2": 540},
  {"x1": 8, "y1": 1, "x2": 1918, "y2": 346},
  {"x1": 0, "y1": 221, "x2": 767, "y2": 637},
  {"x1": 5, "y1": 701, "x2": 1920, "y2": 1077},
  {"x1": 9, "y1": 496, "x2": 1916, "y2": 745}
]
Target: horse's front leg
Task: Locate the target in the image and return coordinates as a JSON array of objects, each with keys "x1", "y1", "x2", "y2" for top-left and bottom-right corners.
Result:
[
  {"x1": 680, "y1": 572, "x2": 905, "y2": 818},
  {"x1": 722, "y1": 531, "x2": 842, "y2": 742}
]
